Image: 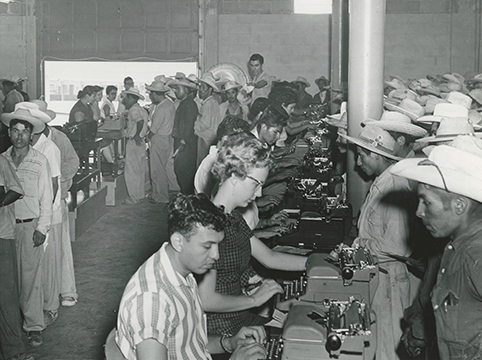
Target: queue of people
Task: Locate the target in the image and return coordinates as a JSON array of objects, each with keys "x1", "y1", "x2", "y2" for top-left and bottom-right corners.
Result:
[{"x1": 3, "y1": 56, "x2": 482, "y2": 360}]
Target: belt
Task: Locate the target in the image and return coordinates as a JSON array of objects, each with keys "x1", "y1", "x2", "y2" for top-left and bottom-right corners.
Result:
[{"x1": 16, "y1": 218, "x2": 34, "y2": 224}]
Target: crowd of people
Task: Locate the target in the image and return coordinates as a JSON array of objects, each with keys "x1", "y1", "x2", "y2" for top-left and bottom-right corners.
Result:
[{"x1": 1, "y1": 54, "x2": 482, "y2": 360}]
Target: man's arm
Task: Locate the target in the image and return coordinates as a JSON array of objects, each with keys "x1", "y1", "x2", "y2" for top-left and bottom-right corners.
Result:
[
  {"x1": 36, "y1": 159, "x2": 53, "y2": 237},
  {"x1": 136, "y1": 339, "x2": 168, "y2": 360},
  {"x1": 0, "y1": 188, "x2": 22, "y2": 206},
  {"x1": 207, "y1": 326, "x2": 266, "y2": 355}
]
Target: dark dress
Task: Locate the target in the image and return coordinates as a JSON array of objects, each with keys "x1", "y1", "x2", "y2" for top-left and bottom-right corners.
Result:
[{"x1": 69, "y1": 100, "x2": 94, "y2": 124}]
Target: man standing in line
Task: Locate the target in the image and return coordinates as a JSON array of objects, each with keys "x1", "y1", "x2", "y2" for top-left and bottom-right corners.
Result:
[
  {"x1": 145, "y1": 80, "x2": 179, "y2": 204},
  {"x1": 391, "y1": 135, "x2": 482, "y2": 360},
  {"x1": 195, "y1": 72, "x2": 221, "y2": 166},
  {"x1": 247, "y1": 54, "x2": 272, "y2": 104},
  {"x1": 122, "y1": 88, "x2": 148, "y2": 205},
  {"x1": 0, "y1": 156, "x2": 34, "y2": 360},
  {"x1": 1, "y1": 104, "x2": 53, "y2": 348},
  {"x1": 169, "y1": 75, "x2": 199, "y2": 195}
]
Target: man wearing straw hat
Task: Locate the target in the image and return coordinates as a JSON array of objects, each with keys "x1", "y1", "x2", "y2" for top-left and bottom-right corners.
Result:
[
  {"x1": 219, "y1": 81, "x2": 249, "y2": 121},
  {"x1": 169, "y1": 74, "x2": 199, "y2": 195},
  {"x1": 145, "y1": 80, "x2": 180, "y2": 204},
  {"x1": 121, "y1": 88, "x2": 148, "y2": 205},
  {"x1": 195, "y1": 72, "x2": 222, "y2": 167},
  {"x1": 341, "y1": 125, "x2": 420, "y2": 360},
  {"x1": 391, "y1": 135, "x2": 482, "y2": 360},
  {"x1": 1, "y1": 103, "x2": 53, "y2": 348},
  {"x1": 32, "y1": 100, "x2": 80, "y2": 309}
]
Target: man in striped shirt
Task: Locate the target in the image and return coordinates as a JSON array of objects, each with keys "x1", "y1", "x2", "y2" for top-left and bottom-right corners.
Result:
[{"x1": 105, "y1": 193, "x2": 267, "y2": 360}]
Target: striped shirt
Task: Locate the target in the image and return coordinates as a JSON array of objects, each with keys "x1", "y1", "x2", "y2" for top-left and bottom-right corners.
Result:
[{"x1": 116, "y1": 242, "x2": 211, "y2": 360}]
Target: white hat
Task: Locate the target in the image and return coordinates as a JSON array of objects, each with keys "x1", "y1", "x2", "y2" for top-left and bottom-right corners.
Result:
[
  {"x1": 1, "y1": 102, "x2": 49, "y2": 133},
  {"x1": 363, "y1": 111, "x2": 427, "y2": 138},
  {"x1": 417, "y1": 103, "x2": 469, "y2": 123},
  {"x1": 198, "y1": 72, "x2": 220, "y2": 92},
  {"x1": 292, "y1": 76, "x2": 311, "y2": 88},
  {"x1": 416, "y1": 117, "x2": 482, "y2": 143},
  {"x1": 30, "y1": 100, "x2": 56, "y2": 122},
  {"x1": 121, "y1": 88, "x2": 145, "y2": 101},
  {"x1": 222, "y1": 81, "x2": 242, "y2": 92},
  {"x1": 391, "y1": 136, "x2": 482, "y2": 203},
  {"x1": 145, "y1": 80, "x2": 170, "y2": 93},
  {"x1": 339, "y1": 125, "x2": 402, "y2": 161},
  {"x1": 384, "y1": 99, "x2": 425, "y2": 121},
  {"x1": 446, "y1": 91, "x2": 472, "y2": 109}
]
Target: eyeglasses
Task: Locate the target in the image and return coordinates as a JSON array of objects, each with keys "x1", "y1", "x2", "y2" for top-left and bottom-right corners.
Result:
[{"x1": 246, "y1": 175, "x2": 264, "y2": 189}]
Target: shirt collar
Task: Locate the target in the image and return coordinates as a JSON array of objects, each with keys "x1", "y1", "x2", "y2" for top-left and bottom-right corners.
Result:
[
  {"x1": 159, "y1": 243, "x2": 196, "y2": 288},
  {"x1": 450, "y1": 219, "x2": 482, "y2": 251}
]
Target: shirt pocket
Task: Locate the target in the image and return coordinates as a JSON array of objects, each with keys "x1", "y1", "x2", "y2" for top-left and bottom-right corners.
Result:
[
  {"x1": 18, "y1": 173, "x2": 38, "y2": 199},
  {"x1": 431, "y1": 287, "x2": 460, "y2": 342}
]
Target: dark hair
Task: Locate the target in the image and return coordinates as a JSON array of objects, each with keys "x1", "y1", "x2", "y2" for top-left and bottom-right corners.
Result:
[
  {"x1": 256, "y1": 104, "x2": 289, "y2": 131},
  {"x1": 77, "y1": 85, "x2": 96, "y2": 99},
  {"x1": 124, "y1": 77, "x2": 133, "y2": 83},
  {"x1": 268, "y1": 83, "x2": 299, "y2": 106},
  {"x1": 217, "y1": 115, "x2": 252, "y2": 140},
  {"x1": 92, "y1": 85, "x2": 104, "y2": 92},
  {"x1": 211, "y1": 132, "x2": 273, "y2": 183},
  {"x1": 10, "y1": 119, "x2": 34, "y2": 132},
  {"x1": 168, "y1": 193, "x2": 226, "y2": 238},
  {"x1": 248, "y1": 98, "x2": 270, "y2": 122},
  {"x1": 106, "y1": 85, "x2": 117, "y2": 94},
  {"x1": 249, "y1": 53, "x2": 264, "y2": 65}
]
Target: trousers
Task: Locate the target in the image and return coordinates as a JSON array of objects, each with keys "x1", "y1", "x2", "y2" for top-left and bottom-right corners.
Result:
[
  {"x1": 125, "y1": 139, "x2": 147, "y2": 201},
  {"x1": 43, "y1": 222, "x2": 61, "y2": 312},
  {"x1": 60, "y1": 200, "x2": 77, "y2": 299},
  {"x1": 150, "y1": 134, "x2": 179, "y2": 203}
]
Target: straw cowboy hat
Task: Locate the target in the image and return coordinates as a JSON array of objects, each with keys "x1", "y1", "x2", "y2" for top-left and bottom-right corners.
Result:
[
  {"x1": 363, "y1": 111, "x2": 427, "y2": 138},
  {"x1": 1, "y1": 102, "x2": 49, "y2": 133},
  {"x1": 385, "y1": 78, "x2": 406, "y2": 90},
  {"x1": 121, "y1": 88, "x2": 145, "y2": 101},
  {"x1": 324, "y1": 112, "x2": 348, "y2": 129},
  {"x1": 340, "y1": 125, "x2": 402, "y2": 161},
  {"x1": 388, "y1": 89, "x2": 418, "y2": 102},
  {"x1": 222, "y1": 81, "x2": 242, "y2": 92},
  {"x1": 315, "y1": 76, "x2": 330, "y2": 89},
  {"x1": 30, "y1": 100, "x2": 56, "y2": 121},
  {"x1": 292, "y1": 76, "x2": 311, "y2": 88},
  {"x1": 198, "y1": 72, "x2": 220, "y2": 92},
  {"x1": 416, "y1": 117, "x2": 482, "y2": 143},
  {"x1": 154, "y1": 75, "x2": 171, "y2": 84},
  {"x1": 168, "y1": 73, "x2": 198, "y2": 90},
  {"x1": 417, "y1": 103, "x2": 469, "y2": 123},
  {"x1": 446, "y1": 91, "x2": 472, "y2": 109},
  {"x1": 391, "y1": 135, "x2": 482, "y2": 203},
  {"x1": 424, "y1": 97, "x2": 449, "y2": 114},
  {"x1": 145, "y1": 80, "x2": 170, "y2": 93},
  {"x1": 385, "y1": 98, "x2": 425, "y2": 121},
  {"x1": 0, "y1": 75, "x2": 27, "y2": 84}
]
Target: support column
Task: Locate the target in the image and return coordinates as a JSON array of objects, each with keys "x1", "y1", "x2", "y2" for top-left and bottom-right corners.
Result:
[
  {"x1": 199, "y1": 0, "x2": 219, "y2": 73},
  {"x1": 25, "y1": 0, "x2": 37, "y2": 98},
  {"x1": 330, "y1": 0, "x2": 349, "y2": 114},
  {"x1": 346, "y1": 0, "x2": 386, "y2": 215}
]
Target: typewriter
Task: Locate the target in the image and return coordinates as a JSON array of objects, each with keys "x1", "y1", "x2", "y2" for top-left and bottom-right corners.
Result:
[
  {"x1": 267, "y1": 298, "x2": 376, "y2": 360},
  {"x1": 276, "y1": 246, "x2": 379, "y2": 311}
]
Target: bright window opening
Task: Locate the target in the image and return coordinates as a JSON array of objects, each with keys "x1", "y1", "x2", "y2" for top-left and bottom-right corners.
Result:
[
  {"x1": 44, "y1": 61, "x2": 198, "y2": 126},
  {"x1": 294, "y1": 0, "x2": 332, "y2": 14}
]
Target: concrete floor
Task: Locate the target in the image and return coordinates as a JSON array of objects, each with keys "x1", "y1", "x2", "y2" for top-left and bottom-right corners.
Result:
[{"x1": 29, "y1": 201, "x2": 169, "y2": 360}]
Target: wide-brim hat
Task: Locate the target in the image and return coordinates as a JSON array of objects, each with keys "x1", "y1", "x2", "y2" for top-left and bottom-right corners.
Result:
[
  {"x1": 292, "y1": 76, "x2": 311, "y2": 88},
  {"x1": 1, "y1": 102, "x2": 49, "y2": 133},
  {"x1": 385, "y1": 78, "x2": 406, "y2": 90},
  {"x1": 469, "y1": 89, "x2": 482, "y2": 107},
  {"x1": 315, "y1": 76, "x2": 330, "y2": 89},
  {"x1": 168, "y1": 76, "x2": 198, "y2": 90},
  {"x1": 198, "y1": 72, "x2": 220, "y2": 92},
  {"x1": 469, "y1": 74, "x2": 482, "y2": 84},
  {"x1": 145, "y1": 80, "x2": 170, "y2": 93},
  {"x1": 154, "y1": 75, "x2": 171, "y2": 85},
  {"x1": 363, "y1": 111, "x2": 427, "y2": 138},
  {"x1": 340, "y1": 125, "x2": 402, "y2": 161},
  {"x1": 416, "y1": 86, "x2": 441, "y2": 97},
  {"x1": 384, "y1": 98, "x2": 425, "y2": 121},
  {"x1": 0, "y1": 75, "x2": 26, "y2": 85},
  {"x1": 417, "y1": 103, "x2": 469, "y2": 123},
  {"x1": 390, "y1": 138, "x2": 482, "y2": 203},
  {"x1": 121, "y1": 88, "x2": 145, "y2": 100},
  {"x1": 222, "y1": 80, "x2": 242, "y2": 92},
  {"x1": 424, "y1": 97, "x2": 449, "y2": 114},
  {"x1": 416, "y1": 117, "x2": 482, "y2": 143},
  {"x1": 30, "y1": 100, "x2": 56, "y2": 122},
  {"x1": 324, "y1": 112, "x2": 347, "y2": 129},
  {"x1": 446, "y1": 91, "x2": 472, "y2": 109}
]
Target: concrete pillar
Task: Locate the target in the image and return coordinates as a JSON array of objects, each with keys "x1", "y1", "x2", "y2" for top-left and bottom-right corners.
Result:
[
  {"x1": 199, "y1": 0, "x2": 219, "y2": 73},
  {"x1": 346, "y1": 0, "x2": 386, "y2": 215},
  {"x1": 330, "y1": 0, "x2": 349, "y2": 114},
  {"x1": 25, "y1": 0, "x2": 37, "y2": 98}
]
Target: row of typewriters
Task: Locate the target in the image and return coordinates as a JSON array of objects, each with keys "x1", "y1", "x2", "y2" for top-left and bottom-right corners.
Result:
[
  {"x1": 264, "y1": 244, "x2": 378, "y2": 360},
  {"x1": 264, "y1": 112, "x2": 375, "y2": 359}
]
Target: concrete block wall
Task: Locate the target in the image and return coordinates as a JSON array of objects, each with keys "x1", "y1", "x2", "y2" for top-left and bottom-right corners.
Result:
[
  {"x1": 218, "y1": 14, "x2": 330, "y2": 96},
  {"x1": 0, "y1": 15, "x2": 27, "y2": 79}
]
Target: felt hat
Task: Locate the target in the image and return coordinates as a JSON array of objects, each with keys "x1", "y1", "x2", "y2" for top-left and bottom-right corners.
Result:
[
  {"x1": 30, "y1": 100, "x2": 56, "y2": 121},
  {"x1": 424, "y1": 97, "x2": 449, "y2": 114},
  {"x1": 154, "y1": 75, "x2": 171, "y2": 84},
  {"x1": 315, "y1": 76, "x2": 330, "y2": 89},
  {"x1": 385, "y1": 78, "x2": 406, "y2": 90},
  {"x1": 469, "y1": 110, "x2": 482, "y2": 125},
  {"x1": 469, "y1": 89, "x2": 482, "y2": 106},
  {"x1": 339, "y1": 125, "x2": 402, "y2": 161},
  {"x1": 363, "y1": 111, "x2": 427, "y2": 138},
  {"x1": 439, "y1": 82, "x2": 463, "y2": 93},
  {"x1": 222, "y1": 81, "x2": 242, "y2": 92},
  {"x1": 0, "y1": 75, "x2": 26, "y2": 85},
  {"x1": 391, "y1": 136, "x2": 482, "y2": 203},
  {"x1": 417, "y1": 103, "x2": 469, "y2": 123},
  {"x1": 388, "y1": 89, "x2": 417, "y2": 102},
  {"x1": 168, "y1": 73, "x2": 198, "y2": 90},
  {"x1": 121, "y1": 88, "x2": 145, "y2": 101},
  {"x1": 198, "y1": 72, "x2": 219, "y2": 92},
  {"x1": 416, "y1": 117, "x2": 482, "y2": 143},
  {"x1": 469, "y1": 74, "x2": 482, "y2": 84},
  {"x1": 1, "y1": 102, "x2": 49, "y2": 133},
  {"x1": 292, "y1": 76, "x2": 311, "y2": 88},
  {"x1": 446, "y1": 91, "x2": 472, "y2": 109},
  {"x1": 145, "y1": 80, "x2": 170, "y2": 93},
  {"x1": 187, "y1": 74, "x2": 199, "y2": 84},
  {"x1": 416, "y1": 85, "x2": 441, "y2": 97},
  {"x1": 385, "y1": 98, "x2": 425, "y2": 121}
]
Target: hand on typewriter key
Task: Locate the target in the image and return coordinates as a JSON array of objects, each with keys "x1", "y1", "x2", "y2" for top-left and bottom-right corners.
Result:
[
  {"x1": 249, "y1": 280, "x2": 284, "y2": 307},
  {"x1": 230, "y1": 343, "x2": 267, "y2": 360}
]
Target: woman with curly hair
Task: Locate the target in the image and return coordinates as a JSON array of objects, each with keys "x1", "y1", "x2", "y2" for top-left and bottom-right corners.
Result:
[{"x1": 197, "y1": 131, "x2": 307, "y2": 336}]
